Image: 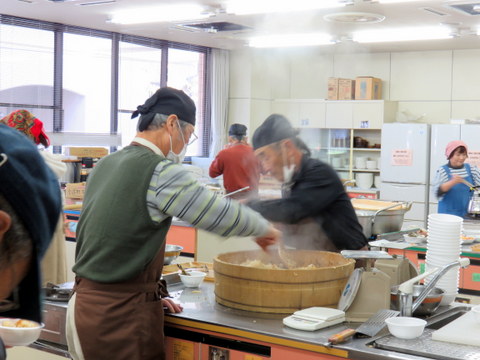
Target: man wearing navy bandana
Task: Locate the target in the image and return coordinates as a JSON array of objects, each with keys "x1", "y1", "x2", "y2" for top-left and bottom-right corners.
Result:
[{"x1": 66, "y1": 87, "x2": 280, "y2": 360}]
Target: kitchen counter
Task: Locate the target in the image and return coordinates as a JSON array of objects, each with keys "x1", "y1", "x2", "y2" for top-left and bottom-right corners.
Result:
[{"x1": 164, "y1": 280, "x2": 477, "y2": 360}]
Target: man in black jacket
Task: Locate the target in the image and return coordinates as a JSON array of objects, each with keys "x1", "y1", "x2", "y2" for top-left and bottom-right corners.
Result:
[{"x1": 248, "y1": 114, "x2": 367, "y2": 252}]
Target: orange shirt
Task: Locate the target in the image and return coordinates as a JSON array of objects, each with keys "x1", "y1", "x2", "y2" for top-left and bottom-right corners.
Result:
[{"x1": 209, "y1": 143, "x2": 260, "y2": 198}]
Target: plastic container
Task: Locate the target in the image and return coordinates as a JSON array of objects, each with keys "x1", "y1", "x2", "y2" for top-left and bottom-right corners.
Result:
[{"x1": 385, "y1": 317, "x2": 426, "y2": 339}]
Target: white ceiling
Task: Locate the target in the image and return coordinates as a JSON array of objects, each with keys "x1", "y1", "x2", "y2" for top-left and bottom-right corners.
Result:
[{"x1": 2, "y1": 0, "x2": 480, "y2": 52}]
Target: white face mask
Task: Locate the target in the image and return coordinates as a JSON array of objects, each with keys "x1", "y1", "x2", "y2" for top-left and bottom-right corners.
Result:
[
  {"x1": 281, "y1": 142, "x2": 295, "y2": 184},
  {"x1": 166, "y1": 121, "x2": 187, "y2": 164}
]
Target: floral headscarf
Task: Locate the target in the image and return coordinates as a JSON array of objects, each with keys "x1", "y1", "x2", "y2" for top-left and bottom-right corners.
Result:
[{"x1": 0, "y1": 110, "x2": 50, "y2": 147}]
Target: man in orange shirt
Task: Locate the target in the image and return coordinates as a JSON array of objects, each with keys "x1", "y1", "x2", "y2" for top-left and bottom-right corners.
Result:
[{"x1": 209, "y1": 124, "x2": 260, "y2": 200}]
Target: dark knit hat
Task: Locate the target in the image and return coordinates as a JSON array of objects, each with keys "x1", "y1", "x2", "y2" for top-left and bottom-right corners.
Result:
[
  {"x1": 131, "y1": 87, "x2": 196, "y2": 131},
  {"x1": 0, "y1": 125, "x2": 61, "y2": 322},
  {"x1": 228, "y1": 123, "x2": 247, "y2": 137},
  {"x1": 252, "y1": 114, "x2": 297, "y2": 150}
]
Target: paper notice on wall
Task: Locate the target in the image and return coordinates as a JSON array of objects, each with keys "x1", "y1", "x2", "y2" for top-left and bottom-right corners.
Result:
[
  {"x1": 391, "y1": 149, "x2": 413, "y2": 166},
  {"x1": 467, "y1": 151, "x2": 480, "y2": 168}
]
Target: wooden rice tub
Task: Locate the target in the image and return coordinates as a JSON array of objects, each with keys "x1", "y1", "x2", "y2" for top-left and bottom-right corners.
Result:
[{"x1": 213, "y1": 250, "x2": 354, "y2": 314}]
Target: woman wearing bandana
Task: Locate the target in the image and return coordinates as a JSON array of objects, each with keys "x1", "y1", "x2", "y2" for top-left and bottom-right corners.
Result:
[
  {"x1": 248, "y1": 114, "x2": 367, "y2": 253},
  {"x1": 66, "y1": 87, "x2": 280, "y2": 360},
  {"x1": 1, "y1": 110, "x2": 68, "y2": 286},
  {"x1": 433, "y1": 140, "x2": 480, "y2": 217}
]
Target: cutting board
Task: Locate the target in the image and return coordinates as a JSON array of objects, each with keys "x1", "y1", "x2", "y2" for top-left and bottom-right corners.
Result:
[
  {"x1": 351, "y1": 199, "x2": 404, "y2": 211},
  {"x1": 431, "y1": 311, "x2": 480, "y2": 347}
]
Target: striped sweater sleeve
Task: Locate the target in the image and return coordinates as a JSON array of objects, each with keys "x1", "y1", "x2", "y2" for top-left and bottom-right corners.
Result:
[
  {"x1": 432, "y1": 167, "x2": 448, "y2": 199},
  {"x1": 146, "y1": 160, "x2": 269, "y2": 237}
]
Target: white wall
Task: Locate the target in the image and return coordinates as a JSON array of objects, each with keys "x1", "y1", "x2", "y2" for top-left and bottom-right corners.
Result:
[{"x1": 229, "y1": 48, "x2": 480, "y2": 131}]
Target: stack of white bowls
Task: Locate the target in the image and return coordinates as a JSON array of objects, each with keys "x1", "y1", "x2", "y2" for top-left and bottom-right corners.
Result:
[{"x1": 424, "y1": 213, "x2": 463, "y2": 306}]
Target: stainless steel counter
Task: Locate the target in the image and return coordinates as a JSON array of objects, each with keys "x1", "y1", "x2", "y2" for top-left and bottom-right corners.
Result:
[{"x1": 165, "y1": 281, "x2": 475, "y2": 360}]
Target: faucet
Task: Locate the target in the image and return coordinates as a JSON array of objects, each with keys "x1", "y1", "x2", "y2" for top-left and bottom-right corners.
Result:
[{"x1": 397, "y1": 258, "x2": 470, "y2": 317}]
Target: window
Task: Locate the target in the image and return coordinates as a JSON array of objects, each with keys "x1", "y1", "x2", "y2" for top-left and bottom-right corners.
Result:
[
  {"x1": 0, "y1": 23, "x2": 54, "y2": 131},
  {"x1": 118, "y1": 41, "x2": 162, "y2": 146},
  {"x1": 0, "y1": 15, "x2": 211, "y2": 156},
  {"x1": 167, "y1": 48, "x2": 206, "y2": 157},
  {"x1": 63, "y1": 33, "x2": 112, "y2": 133}
]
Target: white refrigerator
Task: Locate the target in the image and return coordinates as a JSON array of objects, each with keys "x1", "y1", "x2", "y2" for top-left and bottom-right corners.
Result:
[
  {"x1": 380, "y1": 123, "x2": 431, "y2": 229},
  {"x1": 429, "y1": 124, "x2": 480, "y2": 215}
]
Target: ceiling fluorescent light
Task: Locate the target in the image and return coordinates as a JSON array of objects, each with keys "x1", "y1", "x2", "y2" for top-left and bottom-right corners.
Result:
[
  {"x1": 375, "y1": 0, "x2": 432, "y2": 3},
  {"x1": 109, "y1": 4, "x2": 210, "y2": 24},
  {"x1": 227, "y1": 0, "x2": 345, "y2": 15},
  {"x1": 249, "y1": 33, "x2": 334, "y2": 48},
  {"x1": 353, "y1": 26, "x2": 452, "y2": 43}
]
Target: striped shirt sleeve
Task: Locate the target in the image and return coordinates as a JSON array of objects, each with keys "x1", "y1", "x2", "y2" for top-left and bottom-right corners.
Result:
[{"x1": 146, "y1": 160, "x2": 269, "y2": 237}]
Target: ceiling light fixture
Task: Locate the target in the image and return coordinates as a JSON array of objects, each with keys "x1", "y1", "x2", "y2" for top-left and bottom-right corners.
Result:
[
  {"x1": 374, "y1": 0, "x2": 434, "y2": 3},
  {"x1": 109, "y1": 4, "x2": 211, "y2": 25},
  {"x1": 226, "y1": 0, "x2": 346, "y2": 16},
  {"x1": 248, "y1": 33, "x2": 335, "y2": 48},
  {"x1": 353, "y1": 26, "x2": 453, "y2": 43}
]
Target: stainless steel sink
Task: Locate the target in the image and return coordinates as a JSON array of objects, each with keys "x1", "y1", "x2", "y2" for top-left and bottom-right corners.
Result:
[{"x1": 370, "y1": 306, "x2": 480, "y2": 360}]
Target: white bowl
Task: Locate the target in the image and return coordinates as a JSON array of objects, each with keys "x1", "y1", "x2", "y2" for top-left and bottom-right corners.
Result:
[
  {"x1": 0, "y1": 318, "x2": 44, "y2": 346},
  {"x1": 472, "y1": 305, "x2": 480, "y2": 324},
  {"x1": 179, "y1": 271, "x2": 206, "y2": 288},
  {"x1": 428, "y1": 214, "x2": 464, "y2": 223},
  {"x1": 355, "y1": 173, "x2": 373, "y2": 189},
  {"x1": 385, "y1": 317, "x2": 427, "y2": 339}
]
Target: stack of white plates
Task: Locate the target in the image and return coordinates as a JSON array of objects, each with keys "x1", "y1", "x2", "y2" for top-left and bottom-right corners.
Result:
[{"x1": 425, "y1": 213, "x2": 463, "y2": 306}]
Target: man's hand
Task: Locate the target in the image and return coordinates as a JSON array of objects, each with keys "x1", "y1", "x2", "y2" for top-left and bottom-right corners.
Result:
[
  {"x1": 255, "y1": 225, "x2": 281, "y2": 251},
  {"x1": 162, "y1": 298, "x2": 183, "y2": 313}
]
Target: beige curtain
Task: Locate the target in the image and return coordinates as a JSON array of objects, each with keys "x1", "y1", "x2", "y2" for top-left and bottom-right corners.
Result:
[{"x1": 209, "y1": 48, "x2": 230, "y2": 157}]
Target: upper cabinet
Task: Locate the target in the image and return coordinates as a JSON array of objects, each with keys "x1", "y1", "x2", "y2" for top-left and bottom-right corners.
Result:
[
  {"x1": 271, "y1": 99, "x2": 326, "y2": 128},
  {"x1": 326, "y1": 100, "x2": 398, "y2": 129},
  {"x1": 273, "y1": 99, "x2": 397, "y2": 130}
]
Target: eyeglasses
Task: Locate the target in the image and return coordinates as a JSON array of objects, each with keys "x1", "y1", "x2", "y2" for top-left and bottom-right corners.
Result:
[
  {"x1": 0, "y1": 287, "x2": 20, "y2": 312},
  {"x1": 187, "y1": 132, "x2": 198, "y2": 146}
]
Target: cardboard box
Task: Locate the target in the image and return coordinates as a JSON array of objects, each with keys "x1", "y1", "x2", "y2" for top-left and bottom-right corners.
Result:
[
  {"x1": 338, "y1": 79, "x2": 355, "y2": 100},
  {"x1": 355, "y1": 77, "x2": 382, "y2": 100},
  {"x1": 66, "y1": 147, "x2": 108, "y2": 158},
  {"x1": 328, "y1": 77, "x2": 339, "y2": 100},
  {"x1": 65, "y1": 182, "x2": 86, "y2": 199}
]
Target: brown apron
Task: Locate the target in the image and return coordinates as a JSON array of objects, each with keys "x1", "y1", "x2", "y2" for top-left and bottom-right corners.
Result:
[
  {"x1": 281, "y1": 218, "x2": 339, "y2": 252},
  {"x1": 73, "y1": 245, "x2": 169, "y2": 360}
]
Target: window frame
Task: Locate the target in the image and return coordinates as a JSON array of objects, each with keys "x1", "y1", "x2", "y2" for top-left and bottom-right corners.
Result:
[{"x1": 0, "y1": 14, "x2": 212, "y2": 157}]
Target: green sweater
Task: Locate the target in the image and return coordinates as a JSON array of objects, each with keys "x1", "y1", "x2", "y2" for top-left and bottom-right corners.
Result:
[{"x1": 73, "y1": 146, "x2": 171, "y2": 282}]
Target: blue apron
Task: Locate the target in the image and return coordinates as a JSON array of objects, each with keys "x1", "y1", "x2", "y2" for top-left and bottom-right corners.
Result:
[{"x1": 438, "y1": 163, "x2": 473, "y2": 218}]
